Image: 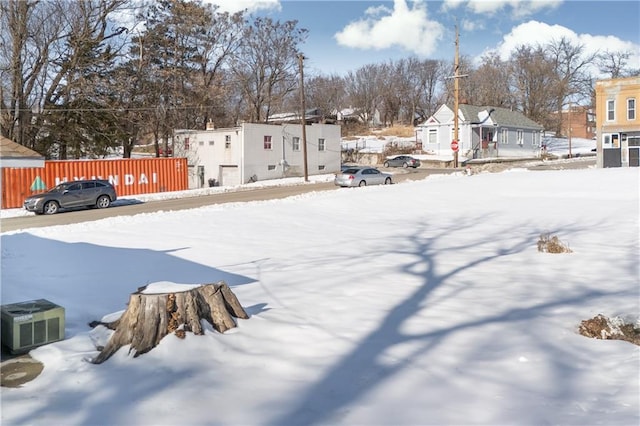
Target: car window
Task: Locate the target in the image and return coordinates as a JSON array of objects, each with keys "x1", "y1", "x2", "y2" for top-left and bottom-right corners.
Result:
[
  {"x1": 370, "y1": 169, "x2": 380, "y2": 174},
  {"x1": 67, "y1": 183, "x2": 82, "y2": 191},
  {"x1": 95, "y1": 181, "x2": 107, "y2": 188},
  {"x1": 343, "y1": 168, "x2": 360, "y2": 174},
  {"x1": 82, "y1": 182, "x2": 96, "y2": 189}
]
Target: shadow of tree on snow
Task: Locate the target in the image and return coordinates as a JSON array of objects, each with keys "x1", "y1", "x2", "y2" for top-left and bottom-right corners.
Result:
[{"x1": 268, "y1": 217, "x2": 627, "y2": 426}]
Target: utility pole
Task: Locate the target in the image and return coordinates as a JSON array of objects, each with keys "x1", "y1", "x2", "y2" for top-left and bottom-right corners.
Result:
[
  {"x1": 445, "y1": 24, "x2": 467, "y2": 168},
  {"x1": 568, "y1": 102, "x2": 573, "y2": 158},
  {"x1": 298, "y1": 53, "x2": 309, "y2": 182},
  {"x1": 453, "y1": 26, "x2": 460, "y2": 168}
]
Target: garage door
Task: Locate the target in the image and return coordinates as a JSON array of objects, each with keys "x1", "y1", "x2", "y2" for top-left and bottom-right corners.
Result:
[{"x1": 220, "y1": 166, "x2": 240, "y2": 186}]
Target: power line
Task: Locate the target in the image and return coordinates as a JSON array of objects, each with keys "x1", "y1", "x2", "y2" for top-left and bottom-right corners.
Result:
[{"x1": 8, "y1": 104, "x2": 224, "y2": 113}]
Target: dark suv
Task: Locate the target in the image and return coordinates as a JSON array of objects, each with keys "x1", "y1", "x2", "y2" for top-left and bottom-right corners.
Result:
[{"x1": 23, "y1": 179, "x2": 117, "y2": 215}]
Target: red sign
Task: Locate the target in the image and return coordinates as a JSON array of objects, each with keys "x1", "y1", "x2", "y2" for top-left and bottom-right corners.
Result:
[{"x1": 451, "y1": 140, "x2": 459, "y2": 152}]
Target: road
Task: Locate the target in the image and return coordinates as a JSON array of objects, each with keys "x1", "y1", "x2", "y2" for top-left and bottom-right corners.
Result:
[
  {"x1": 1, "y1": 158, "x2": 595, "y2": 233},
  {"x1": 1, "y1": 167, "x2": 452, "y2": 233}
]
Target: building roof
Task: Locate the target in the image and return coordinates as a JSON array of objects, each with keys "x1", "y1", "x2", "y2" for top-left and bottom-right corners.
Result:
[
  {"x1": 0, "y1": 135, "x2": 45, "y2": 168},
  {"x1": 458, "y1": 104, "x2": 544, "y2": 130}
]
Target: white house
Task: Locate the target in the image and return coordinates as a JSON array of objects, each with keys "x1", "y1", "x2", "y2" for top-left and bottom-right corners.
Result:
[
  {"x1": 418, "y1": 104, "x2": 545, "y2": 159},
  {"x1": 173, "y1": 122, "x2": 341, "y2": 188}
]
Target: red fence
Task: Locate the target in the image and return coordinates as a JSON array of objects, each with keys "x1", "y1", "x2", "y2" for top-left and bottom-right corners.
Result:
[{"x1": 2, "y1": 158, "x2": 189, "y2": 209}]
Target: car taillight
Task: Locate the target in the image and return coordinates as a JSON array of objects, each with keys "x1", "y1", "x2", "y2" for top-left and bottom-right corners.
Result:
[{"x1": 348, "y1": 175, "x2": 354, "y2": 180}]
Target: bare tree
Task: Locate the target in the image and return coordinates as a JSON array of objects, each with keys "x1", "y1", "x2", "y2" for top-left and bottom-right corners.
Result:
[
  {"x1": 546, "y1": 37, "x2": 598, "y2": 135},
  {"x1": 467, "y1": 53, "x2": 514, "y2": 108},
  {"x1": 42, "y1": 0, "x2": 128, "y2": 159},
  {"x1": 509, "y1": 45, "x2": 557, "y2": 128},
  {"x1": 441, "y1": 54, "x2": 474, "y2": 107},
  {"x1": 0, "y1": 0, "x2": 129, "y2": 157},
  {"x1": 303, "y1": 74, "x2": 346, "y2": 122},
  {"x1": 230, "y1": 17, "x2": 308, "y2": 122},
  {"x1": 344, "y1": 63, "x2": 383, "y2": 126},
  {"x1": 1, "y1": 0, "x2": 63, "y2": 149},
  {"x1": 403, "y1": 58, "x2": 444, "y2": 125},
  {"x1": 179, "y1": 2, "x2": 245, "y2": 129},
  {"x1": 596, "y1": 50, "x2": 639, "y2": 79},
  {"x1": 377, "y1": 61, "x2": 403, "y2": 126}
]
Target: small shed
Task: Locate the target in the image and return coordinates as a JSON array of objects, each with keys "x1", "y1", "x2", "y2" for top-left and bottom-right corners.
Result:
[
  {"x1": 1, "y1": 136, "x2": 45, "y2": 209},
  {"x1": 0, "y1": 136, "x2": 45, "y2": 168}
]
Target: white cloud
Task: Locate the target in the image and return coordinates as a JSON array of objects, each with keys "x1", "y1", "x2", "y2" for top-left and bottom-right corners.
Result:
[
  {"x1": 508, "y1": 0, "x2": 562, "y2": 19},
  {"x1": 111, "y1": 0, "x2": 282, "y2": 33},
  {"x1": 334, "y1": 0, "x2": 445, "y2": 56},
  {"x1": 484, "y1": 20, "x2": 640, "y2": 77},
  {"x1": 443, "y1": 0, "x2": 562, "y2": 18},
  {"x1": 202, "y1": 0, "x2": 281, "y2": 14},
  {"x1": 461, "y1": 18, "x2": 483, "y2": 32}
]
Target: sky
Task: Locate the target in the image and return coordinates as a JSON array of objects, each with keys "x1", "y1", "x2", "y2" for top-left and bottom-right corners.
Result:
[
  {"x1": 1, "y1": 138, "x2": 639, "y2": 425},
  {"x1": 203, "y1": 0, "x2": 640, "y2": 76}
]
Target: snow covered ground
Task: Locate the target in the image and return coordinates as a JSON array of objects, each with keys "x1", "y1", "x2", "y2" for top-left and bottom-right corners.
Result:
[{"x1": 3, "y1": 135, "x2": 638, "y2": 426}]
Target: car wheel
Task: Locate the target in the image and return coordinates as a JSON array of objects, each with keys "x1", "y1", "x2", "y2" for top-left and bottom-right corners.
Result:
[
  {"x1": 403, "y1": 162, "x2": 408, "y2": 168},
  {"x1": 43, "y1": 201, "x2": 59, "y2": 215},
  {"x1": 385, "y1": 177, "x2": 392, "y2": 185},
  {"x1": 383, "y1": 161, "x2": 390, "y2": 168},
  {"x1": 96, "y1": 195, "x2": 111, "y2": 209},
  {"x1": 358, "y1": 180, "x2": 367, "y2": 187}
]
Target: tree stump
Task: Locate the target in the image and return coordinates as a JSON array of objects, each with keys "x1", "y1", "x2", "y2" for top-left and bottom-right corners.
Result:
[{"x1": 90, "y1": 281, "x2": 248, "y2": 364}]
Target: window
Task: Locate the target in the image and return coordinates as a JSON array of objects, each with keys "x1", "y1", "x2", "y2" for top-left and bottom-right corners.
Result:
[
  {"x1": 199, "y1": 141, "x2": 204, "y2": 146},
  {"x1": 517, "y1": 130, "x2": 524, "y2": 146},
  {"x1": 225, "y1": 141, "x2": 231, "y2": 149},
  {"x1": 264, "y1": 135, "x2": 272, "y2": 150},
  {"x1": 81, "y1": 182, "x2": 96, "y2": 189},
  {"x1": 318, "y1": 138, "x2": 325, "y2": 151},
  {"x1": 268, "y1": 165, "x2": 276, "y2": 170},
  {"x1": 532, "y1": 132, "x2": 540, "y2": 147},
  {"x1": 292, "y1": 137, "x2": 300, "y2": 151},
  {"x1": 225, "y1": 135, "x2": 231, "y2": 142},
  {"x1": 607, "y1": 100, "x2": 615, "y2": 121},
  {"x1": 628, "y1": 98, "x2": 636, "y2": 120},
  {"x1": 184, "y1": 138, "x2": 190, "y2": 150},
  {"x1": 209, "y1": 140, "x2": 214, "y2": 146},
  {"x1": 501, "y1": 128, "x2": 508, "y2": 144},
  {"x1": 427, "y1": 129, "x2": 437, "y2": 144},
  {"x1": 318, "y1": 165, "x2": 325, "y2": 171}
]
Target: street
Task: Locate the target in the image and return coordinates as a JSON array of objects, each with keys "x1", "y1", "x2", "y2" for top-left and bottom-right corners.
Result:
[{"x1": 0, "y1": 158, "x2": 595, "y2": 233}]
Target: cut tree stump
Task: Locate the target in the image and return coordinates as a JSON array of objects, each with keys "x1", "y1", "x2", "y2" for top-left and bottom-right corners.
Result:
[{"x1": 90, "y1": 281, "x2": 248, "y2": 364}]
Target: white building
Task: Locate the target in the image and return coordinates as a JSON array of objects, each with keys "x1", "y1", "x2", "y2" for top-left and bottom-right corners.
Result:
[
  {"x1": 173, "y1": 122, "x2": 341, "y2": 188},
  {"x1": 418, "y1": 104, "x2": 544, "y2": 159}
]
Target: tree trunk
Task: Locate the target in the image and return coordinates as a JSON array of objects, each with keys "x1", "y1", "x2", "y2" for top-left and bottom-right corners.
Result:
[{"x1": 90, "y1": 281, "x2": 248, "y2": 364}]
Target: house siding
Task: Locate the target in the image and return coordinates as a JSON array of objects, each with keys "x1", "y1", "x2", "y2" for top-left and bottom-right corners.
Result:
[
  {"x1": 419, "y1": 104, "x2": 544, "y2": 160},
  {"x1": 174, "y1": 123, "x2": 341, "y2": 188},
  {"x1": 595, "y1": 76, "x2": 640, "y2": 168}
]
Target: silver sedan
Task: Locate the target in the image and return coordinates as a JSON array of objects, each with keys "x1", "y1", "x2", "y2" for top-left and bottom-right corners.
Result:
[{"x1": 334, "y1": 167, "x2": 393, "y2": 187}]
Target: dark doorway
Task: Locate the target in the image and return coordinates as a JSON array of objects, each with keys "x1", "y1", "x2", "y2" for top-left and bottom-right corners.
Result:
[
  {"x1": 629, "y1": 148, "x2": 639, "y2": 167},
  {"x1": 603, "y1": 148, "x2": 621, "y2": 168}
]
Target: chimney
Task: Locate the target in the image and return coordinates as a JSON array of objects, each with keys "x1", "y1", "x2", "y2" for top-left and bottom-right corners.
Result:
[{"x1": 206, "y1": 120, "x2": 215, "y2": 130}]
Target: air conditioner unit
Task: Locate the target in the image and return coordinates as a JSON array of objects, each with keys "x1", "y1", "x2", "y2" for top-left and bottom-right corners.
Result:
[{"x1": 1, "y1": 299, "x2": 65, "y2": 354}]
